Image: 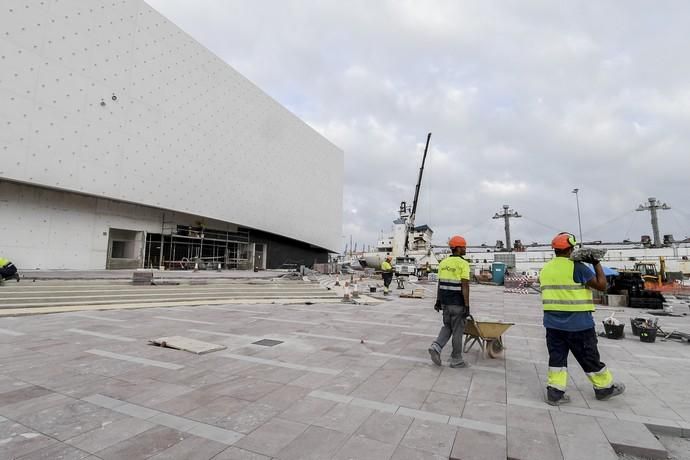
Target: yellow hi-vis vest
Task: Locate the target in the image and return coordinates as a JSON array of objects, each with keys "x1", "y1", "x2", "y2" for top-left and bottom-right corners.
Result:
[
  {"x1": 0, "y1": 258, "x2": 9, "y2": 268},
  {"x1": 381, "y1": 261, "x2": 393, "y2": 272},
  {"x1": 540, "y1": 257, "x2": 595, "y2": 312}
]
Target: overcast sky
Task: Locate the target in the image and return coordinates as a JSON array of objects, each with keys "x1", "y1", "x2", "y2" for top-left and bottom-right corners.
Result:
[{"x1": 147, "y1": 0, "x2": 690, "y2": 251}]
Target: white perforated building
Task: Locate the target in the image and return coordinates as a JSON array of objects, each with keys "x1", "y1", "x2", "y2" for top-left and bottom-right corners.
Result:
[{"x1": 0, "y1": 0, "x2": 343, "y2": 270}]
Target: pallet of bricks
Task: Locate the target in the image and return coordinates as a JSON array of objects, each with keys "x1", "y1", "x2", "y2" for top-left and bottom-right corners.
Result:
[{"x1": 504, "y1": 275, "x2": 536, "y2": 294}]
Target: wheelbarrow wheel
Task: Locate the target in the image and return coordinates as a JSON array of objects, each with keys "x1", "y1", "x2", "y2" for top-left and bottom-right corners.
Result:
[{"x1": 487, "y1": 339, "x2": 504, "y2": 359}]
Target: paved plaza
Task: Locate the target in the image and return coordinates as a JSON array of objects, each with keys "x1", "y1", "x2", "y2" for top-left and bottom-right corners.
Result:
[{"x1": 1, "y1": 280, "x2": 690, "y2": 459}]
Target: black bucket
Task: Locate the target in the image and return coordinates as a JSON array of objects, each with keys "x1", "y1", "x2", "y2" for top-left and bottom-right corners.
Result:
[
  {"x1": 639, "y1": 327, "x2": 657, "y2": 343},
  {"x1": 603, "y1": 322, "x2": 625, "y2": 340},
  {"x1": 630, "y1": 318, "x2": 643, "y2": 336}
]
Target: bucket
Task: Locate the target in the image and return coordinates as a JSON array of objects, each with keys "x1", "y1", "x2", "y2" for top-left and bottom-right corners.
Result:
[
  {"x1": 602, "y1": 322, "x2": 625, "y2": 340},
  {"x1": 639, "y1": 327, "x2": 657, "y2": 343},
  {"x1": 630, "y1": 318, "x2": 643, "y2": 336}
]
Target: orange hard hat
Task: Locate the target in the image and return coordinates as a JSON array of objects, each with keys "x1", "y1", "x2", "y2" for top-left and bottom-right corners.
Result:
[
  {"x1": 552, "y1": 232, "x2": 577, "y2": 250},
  {"x1": 449, "y1": 235, "x2": 467, "y2": 248}
]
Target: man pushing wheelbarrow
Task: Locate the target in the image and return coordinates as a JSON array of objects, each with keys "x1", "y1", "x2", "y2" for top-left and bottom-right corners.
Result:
[{"x1": 428, "y1": 235, "x2": 471, "y2": 368}]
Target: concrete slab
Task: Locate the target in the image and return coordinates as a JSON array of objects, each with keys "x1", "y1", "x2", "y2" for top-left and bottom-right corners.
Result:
[
  {"x1": 450, "y1": 427, "x2": 506, "y2": 460},
  {"x1": 551, "y1": 411, "x2": 618, "y2": 460},
  {"x1": 598, "y1": 418, "x2": 668, "y2": 459},
  {"x1": 149, "y1": 335, "x2": 226, "y2": 354}
]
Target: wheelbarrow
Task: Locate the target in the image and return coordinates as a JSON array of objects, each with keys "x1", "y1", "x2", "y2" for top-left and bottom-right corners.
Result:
[{"x1": 463, "y1": 315, "x2": 514, "y2": 358}]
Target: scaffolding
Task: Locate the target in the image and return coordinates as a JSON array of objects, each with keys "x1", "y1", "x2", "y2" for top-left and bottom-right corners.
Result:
[{"x1": 144, "y1": 222, "x2": 254, "y2": 270}]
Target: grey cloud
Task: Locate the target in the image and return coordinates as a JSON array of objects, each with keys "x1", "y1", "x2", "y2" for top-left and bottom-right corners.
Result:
[{"x1": 147, "y1": 0, "x2": 690, "y2": 248}]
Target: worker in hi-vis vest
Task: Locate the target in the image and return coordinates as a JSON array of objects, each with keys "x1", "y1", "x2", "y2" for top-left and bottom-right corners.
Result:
[
  {"x1": 540, "y1": 232, "x2": 624, "y2": 405},
  {"x1": 0, "y1": 257, "x2": 19, "y2": 282},
  {"x1": 428, "y1": 235, "x2": 470, "y2": 368},
  {"x1": 381, "y1": 256, "x2": 394, "y2": 295}
]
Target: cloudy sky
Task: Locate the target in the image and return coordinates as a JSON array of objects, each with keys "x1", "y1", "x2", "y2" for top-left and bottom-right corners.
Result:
[{"x1": 147, "y1": 0, "x2": 690, "y2": 251}]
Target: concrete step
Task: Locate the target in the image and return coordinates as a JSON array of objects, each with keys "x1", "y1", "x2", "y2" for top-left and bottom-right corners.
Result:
[
  {"x1": 597, "y1": 418, "x2": 668, "y2": 459},
  {"x1": 0, "y1": 280, "x2": 338, "y2": 309}
]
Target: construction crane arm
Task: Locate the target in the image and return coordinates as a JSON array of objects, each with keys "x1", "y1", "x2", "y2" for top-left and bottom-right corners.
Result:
[{"x1": 404, "y1": 132, "x2": 432, "y2": 255}]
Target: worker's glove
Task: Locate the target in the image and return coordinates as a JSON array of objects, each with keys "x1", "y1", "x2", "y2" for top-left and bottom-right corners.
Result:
[
  {"x1": 434, "y1": 301, "x2": 442, "y2": 312},
  {"x1": 462, "y1": 307, "x2": 470, "y2": 318},
  {"x1": 583, "y1": 255, "x2": 600, "y2": 265}
]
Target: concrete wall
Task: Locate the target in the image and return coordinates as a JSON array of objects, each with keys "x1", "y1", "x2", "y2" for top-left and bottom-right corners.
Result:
[
  {"x1": 0, "y1": 0, "x2": 343, "y2": 253},
  {"x1": 0, "y1": 180, "x2": 247, "y2": 269}
]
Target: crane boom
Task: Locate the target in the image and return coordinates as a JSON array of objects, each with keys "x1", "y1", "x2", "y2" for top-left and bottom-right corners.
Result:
[{"x1": 404, "y1": 132, "x2": 432, "y2": 255}]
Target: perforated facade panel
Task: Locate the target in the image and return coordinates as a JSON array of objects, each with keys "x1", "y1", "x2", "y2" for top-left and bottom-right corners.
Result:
[{"x1": 0, "y1": 0, "x2": 343, "y2": 252}]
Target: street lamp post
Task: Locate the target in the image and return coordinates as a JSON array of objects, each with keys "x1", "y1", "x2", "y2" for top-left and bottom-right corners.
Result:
[{"x1": 572, "y1": 188, "x2": 583, "y2": 246}]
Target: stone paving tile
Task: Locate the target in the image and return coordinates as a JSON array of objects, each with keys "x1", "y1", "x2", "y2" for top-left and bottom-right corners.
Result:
[
  {"x1": 0, "y1": 419, "x2": 59, "y2": 459},
  {"x1": 399, "y1": 419, "x2": 457, "y2": 457},
  {"x1": 149, "y1": 388, "x2": 227, "y2": 415},
  {"x1": 14, "y1": 400, "x2": 126, "y2": 441},
  {"x1": 450, "y1": 426, "x2": 506, "y2": 460},
  {"x1": 233, "y1": 417, "x2": 308, "y2": 457},
  {"x1": 507, "y1": 426, "x2": 563, "y2": 460},
  {"x1": 420, "y1": 391, "x2": 465, "y2": 417},
  {"x1": 211, "y1": 402, "x2": 280, "y2": 434},
  {"x1": 14, "y1": 442, "x2": 92, "y2": 460},
  {"x1": 0, "y1": 385, "x2": 53, "y2": 407},
  {"x1": 95, "y1": 426, "x2": 188, "y2": 460},
  {"x1": 332, "y1": 433, "x2": 397, "y2": 460},
  {"x1": 0, "y1": 391, "x2": 73, "y2": 419},
  {"x1": 313, "y1": 402, "x2": 374, "y2": 435},
  {"x1": 64, "y1": 417, "x2": 156, "y2": 454},
  {"x1": 256, "y1": 384, "x2": 311, "y2": 411},
  {"x1": 507, "y1": 404, "x2": 556, "y2": 434},
  {"x1": 278, "y1": 396, "x2": 337, "y2": 425},
  {"x1": 384, "y1": 385, "x2": 431, "y2": 409},
  {"x1": 212, "y1": 445, "x2": 272, "y2": 459},
  {"x1": 356, "y1": 411, "x2": 414, "y2": 446},
  {"x1": 461, "y1": 399, "x2": 507, "y2": 426},
  {"x1": 277, "y1": 425, "x2": 349, "y2": 460},
  {"x1": 183, "y1": 396, "x2": 251, "y2": 425},
  {"x1": 597, "y1": 418, "x2": 668, "y2": 459},
  {"x1": 390, "y1": 445, "x2": 448, "y2": 459},
  {"x1": 551, "y1": 411, "x2": 618, "y2": 460}
]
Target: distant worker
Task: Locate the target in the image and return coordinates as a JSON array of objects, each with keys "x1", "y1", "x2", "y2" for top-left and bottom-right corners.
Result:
[
  {"x1": 0, "y1": 257, "x2": 20, "y2": 282},
  {"x1": 540, "y1": 232, "x2": 624, "y2": 405},
  {"x1": 428, "y1": 235, "x2": 470, "y2": 368},
  {"x1": 381, "y1": 256, "x2": 394, "y2": 295}
]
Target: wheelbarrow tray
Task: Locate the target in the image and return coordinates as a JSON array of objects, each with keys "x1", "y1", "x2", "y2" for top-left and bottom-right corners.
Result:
[
  {"x1": 464, "y1": 320, "x2": 513, "y2": 339},
  {"x1": 463, "y1": 317, "x2": 514, "y2": 358}
]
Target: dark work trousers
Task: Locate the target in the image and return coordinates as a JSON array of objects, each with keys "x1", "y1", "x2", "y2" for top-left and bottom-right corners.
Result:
[
  {"x1": 382, "y1": 273, "x2": 393, "y2": 289},
  {"x1": 433, "y1": 304, "x2": 467, "y2": 362},
  {"x1": 546, "y1": 327, "x2": 606, "y2": 394},
  {"x1": 0, "y1": 263, "x2": 17, "y2": 280}
]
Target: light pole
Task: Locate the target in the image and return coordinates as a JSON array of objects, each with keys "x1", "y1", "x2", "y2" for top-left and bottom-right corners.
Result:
[{"x1": 572, "y1": 188, "x2": 583, "y2": 246}]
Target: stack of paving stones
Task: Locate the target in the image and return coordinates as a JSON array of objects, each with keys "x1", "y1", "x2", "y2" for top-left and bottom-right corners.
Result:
[{"x1": 0, "y1": 283, "x2": 687, "y2": 459}]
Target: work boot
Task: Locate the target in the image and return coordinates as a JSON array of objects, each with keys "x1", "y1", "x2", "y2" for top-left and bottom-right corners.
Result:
[
  {"x1": 449, "y1": 359, "x2": 469, "y2": 368},
  {"x1": 595, "y1": 382, "x2": 626, "y2": 401},
  {"x1": 428, "y1": 343, "x2": 442, "y2": 366},
  {"x1": 546, "y1": 387, "x2": 571, "y2": 406}
]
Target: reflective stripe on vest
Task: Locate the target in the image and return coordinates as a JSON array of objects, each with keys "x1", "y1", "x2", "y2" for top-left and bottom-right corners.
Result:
[
  {"x1": 540, "y1": 257, "x2": 595, "y2": 312},
  {"x1": 439, "y1": 278, "x2": 461, "y2": 291}
]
